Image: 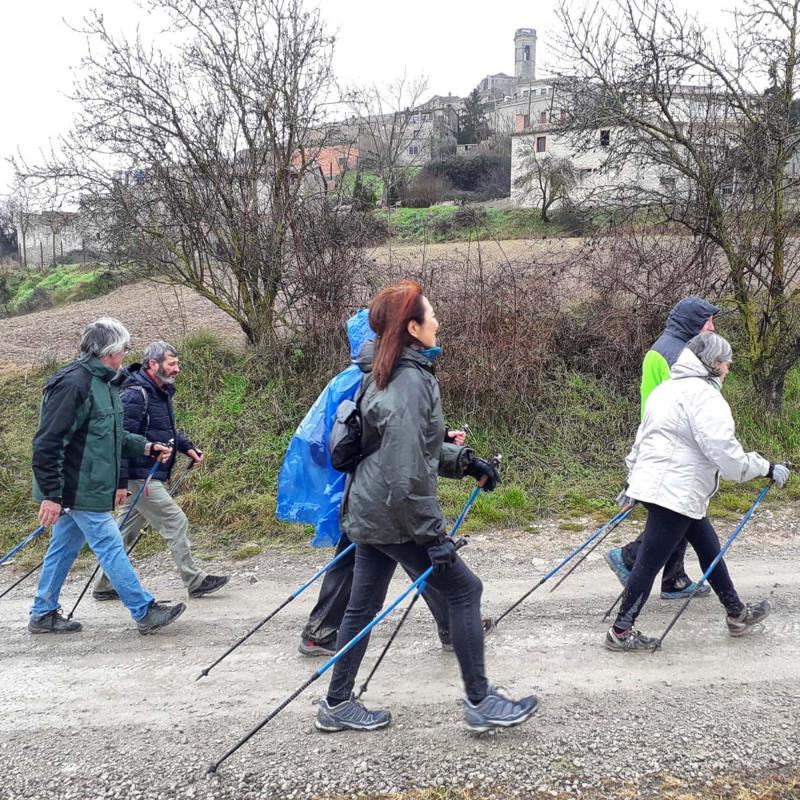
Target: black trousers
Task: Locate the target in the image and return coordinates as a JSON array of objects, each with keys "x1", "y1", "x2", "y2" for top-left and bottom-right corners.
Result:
[
  {"x1": 302, "y1": 532, "x2": 450, "y2": 643},
  {"x1": 621, "y1": 533, "x2": 690, "y2": 591},
  {"x1": 327, "y1": 541, "x2": 489, "y2": 704},
  {"x1": 615, "y1": 503, "x2": 744, "y2": 632}
]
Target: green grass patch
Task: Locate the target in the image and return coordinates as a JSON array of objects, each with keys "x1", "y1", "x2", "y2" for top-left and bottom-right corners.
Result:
[
  {"x1": 0, "y1": 263, "x2": 133, "y2": 318},
  {"x1": 382, "y1": 206, "x2": 571, "y2": 243}
]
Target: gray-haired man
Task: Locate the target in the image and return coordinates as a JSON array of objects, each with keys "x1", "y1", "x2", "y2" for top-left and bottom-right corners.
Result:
[
  {"x1": 30, "y1": 318, "x2": 186, "y2": 634},
  {"x1": 94, "y1": 341, "x2": 229, "y2": 600}
]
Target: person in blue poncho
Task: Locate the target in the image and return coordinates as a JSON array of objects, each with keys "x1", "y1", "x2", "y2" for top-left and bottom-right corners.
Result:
[{"x1": 276, "y1": 309, "x2": 467, "y2": 656}]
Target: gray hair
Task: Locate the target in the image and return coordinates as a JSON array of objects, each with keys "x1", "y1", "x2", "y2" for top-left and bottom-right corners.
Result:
[
  {"x1": 79, "y1": 317, "x2": 131, "y2": 358},
  {"x1": 143, "y1": 340, "x2": 178, "y2": 367},
  {"x1": 686, "y1": 331, "x2": 733, "y2": 377}
]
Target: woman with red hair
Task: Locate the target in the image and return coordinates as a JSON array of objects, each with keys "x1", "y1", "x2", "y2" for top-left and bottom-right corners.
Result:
[{"x1": 315, "y1": 281, "x2": 539, "y2": 734}]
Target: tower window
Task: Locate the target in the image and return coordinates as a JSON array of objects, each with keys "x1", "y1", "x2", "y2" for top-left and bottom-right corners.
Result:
[{"x1": 523, "y1": 45, "x2": 531, "y2": 61}]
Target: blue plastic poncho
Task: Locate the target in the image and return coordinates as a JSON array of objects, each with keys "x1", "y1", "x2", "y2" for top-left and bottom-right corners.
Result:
[{"x1": 275, "y1": 309, "x2": 375, "y2": 547}]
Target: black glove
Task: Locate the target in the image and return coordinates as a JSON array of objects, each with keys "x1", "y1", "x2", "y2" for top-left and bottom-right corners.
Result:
[
  {"x1": 426, "y1": 536, "x2": 457, "y2": 575},
  {"x1": 464, "y1": 456, "x2": 501, "y2": 492}
]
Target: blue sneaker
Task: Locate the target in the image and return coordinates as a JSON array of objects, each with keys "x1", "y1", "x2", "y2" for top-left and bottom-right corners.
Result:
[
  {"x1": 604, "y1": 547, "x2": 631, "y2": 587},
  {"x1": 660, "y1": 581, "x2": 711, "y2": 600},
  {"x1": 315, "y1": 695, "x2": 391, "y2": 732},
  {"x1": 464, "y1": 686, "x2": 539, "y2": 733}
]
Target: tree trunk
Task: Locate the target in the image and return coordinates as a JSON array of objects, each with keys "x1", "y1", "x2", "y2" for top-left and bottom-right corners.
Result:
[{"x1": 752, "y1": 358, "x2": 786, "y2": 415}]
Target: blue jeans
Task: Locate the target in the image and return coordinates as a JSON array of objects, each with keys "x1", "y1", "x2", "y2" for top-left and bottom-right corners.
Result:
[{"x1": 31, "y1": 511, "x2": 154, "y2": 622}]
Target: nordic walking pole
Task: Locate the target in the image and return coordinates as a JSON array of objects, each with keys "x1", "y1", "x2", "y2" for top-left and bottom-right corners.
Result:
[
  {"x1": 66, "y1": 458, "x2": 162, "y2": 621},
  {"x1": 353, "y1": 475, "x2": 491, "y2": 701},
  {"x1": 549, "y1": 505, "x2": 635, "y2": 593},
  {"x1": 196, "y1": 540, "x2": 355, "y2": 681},
  {"x1": 207, "y1": 538, "x2": 468, "y2": 774},
  {"x1": 652, "y1": 482, "x2": 772, "y2": 653},
  {"x1": 485, "y1": 504, "x2": 635, "y2": 632},
  {"x1": 0, "y1": 559, "x2": 44, "y2": 599},
  {"x1": 602, "y1": 588, "x2": 626, "y2": 622},
  {"x1": 0, "y1": 526, "x2": 46, "y2": 567}
]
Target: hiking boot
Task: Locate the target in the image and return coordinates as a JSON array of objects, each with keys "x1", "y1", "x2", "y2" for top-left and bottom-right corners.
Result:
[
  {"x1": 315, "y1": 695, "x2": 392, "y2": 732},
  {"x1": 604, "y1": 547, "x2": 631, "y2": 587},
  {"x1": 92, "y1": 588, "x2": 120, "y2": 601},
  {"x1": 298, "y1": 635, "x2": 337, "y2": 657},
  {"x1": 28, "y1": 610, "x2": 82, "y2": 634},
  {"x1": 604, "y1": 626, "x2": 659, "y2": 653},
  {"x1": 189, "y1": 575, "x2": 229, "y2": 598},
  {"x1": 727, "y1": 600, "x2": 771, "y2": 637},
  {"x1": 464, "y1": 686, "x2": 539, "y2": 733},
  {"x1": 660, "y1": 578, "x2": 711, "y2": 600},
  {"x1": 136, "y1": 601, "x2": 186, "y2": 635},
  {"x1": 438, "y1": 628, "x2": 455, "y2": 653}
]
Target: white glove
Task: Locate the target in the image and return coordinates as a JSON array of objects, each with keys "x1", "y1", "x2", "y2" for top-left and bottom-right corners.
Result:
[{"x1": 769, "y1": 463, "x2": 790, "y2": 488}]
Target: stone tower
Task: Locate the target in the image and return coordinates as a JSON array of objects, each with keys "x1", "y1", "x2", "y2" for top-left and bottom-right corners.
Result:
[{"x1": 514, "y1": 28, "x2": 537, "y2": 82}]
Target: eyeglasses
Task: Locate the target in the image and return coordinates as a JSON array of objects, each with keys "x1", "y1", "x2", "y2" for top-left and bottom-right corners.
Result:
[{"x1": 123, "y1": 345, "x2": 133, "y2": 353}]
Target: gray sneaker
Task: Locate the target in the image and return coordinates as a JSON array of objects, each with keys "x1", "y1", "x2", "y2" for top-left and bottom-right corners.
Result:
[
  {"x1": 463, "y1": 686, "x2": 539, "y2": 733},
  {"x1": 28, "y1": 610, "x2": 82, "y2": 634},
  {"x1": 315, "y1": 695, "x2": 392, "y2": 732},
  {"x1": 605, "y1": 626, "x2": 658, "y2": 652},
  {"x1": 136, "y1": 601, "x2": 186, "y2": 635},
  {"x1": 727, "y1": 600, "x2": 770, "y2": 637}
]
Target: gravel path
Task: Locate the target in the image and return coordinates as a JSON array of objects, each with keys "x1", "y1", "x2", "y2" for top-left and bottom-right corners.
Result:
[{"x1": 1, "y1": 508, "x2": 798, "y2": 799}]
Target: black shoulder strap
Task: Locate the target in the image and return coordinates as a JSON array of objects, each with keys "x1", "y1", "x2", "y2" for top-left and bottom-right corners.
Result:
[{"x1": 125, "y1": 385, "x2": 149, "y2": 436}]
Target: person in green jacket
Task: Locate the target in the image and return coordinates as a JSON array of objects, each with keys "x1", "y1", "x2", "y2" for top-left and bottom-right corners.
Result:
[
  {"x1": 29, "y1": 318, "x2": 186, "y2": 635},
  {"x1": 605, "y1": 296, "x2": 719, "y2": 599}
]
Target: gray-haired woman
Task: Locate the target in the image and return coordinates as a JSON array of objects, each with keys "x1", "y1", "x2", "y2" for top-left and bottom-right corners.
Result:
[{"x1": 607, "y1": 332, "x2": 790, "y2": 652}]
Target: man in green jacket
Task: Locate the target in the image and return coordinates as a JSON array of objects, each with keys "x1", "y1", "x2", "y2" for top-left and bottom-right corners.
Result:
[
  {"x1": 605, "y1": 296, "x2": 718, "y2": 599},
  {"x1": 30, "y1": 318, "x2": 186, "y2": 635}
]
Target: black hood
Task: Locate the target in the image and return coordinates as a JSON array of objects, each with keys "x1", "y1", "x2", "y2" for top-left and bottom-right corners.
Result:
[
  {"x1": 354, "y1": 339, "x2": 436, "y2": 376},
  {"x1": 664, "y1": 297, "x2": 720, "y2": 341}
]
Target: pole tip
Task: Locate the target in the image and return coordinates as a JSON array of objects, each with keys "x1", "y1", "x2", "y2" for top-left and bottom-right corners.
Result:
[
  {"x1": 206, "y1": 764, "x2": 218, "y2": 775},
  {"x1": 195, "y1": 672, "x2": 206, "y2": 682},
  {"x1": 482, "y1": 618, "x2": 495, "y2": 633}
]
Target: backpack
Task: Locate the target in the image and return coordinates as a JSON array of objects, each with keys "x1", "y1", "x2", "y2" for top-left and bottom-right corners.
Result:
[{"x1": 328, "y1": 375, "x2": 379, "y2": 473}]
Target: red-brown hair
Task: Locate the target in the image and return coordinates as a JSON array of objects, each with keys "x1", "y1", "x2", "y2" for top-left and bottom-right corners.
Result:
[{"x1": 368, "y1": 280, "x2": 426, "y2": 390}]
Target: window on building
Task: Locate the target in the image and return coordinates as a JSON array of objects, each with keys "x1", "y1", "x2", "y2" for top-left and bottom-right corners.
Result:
[
  {"x1": 536, "y1": 136, "x2": 546, "y2": 153},
  {"x1": 408, "y1": 145, "x2": 419, "y2": 156},
  {"x1": 422, "y1": 113, "x2": 430, "y2": 122},
  {"x1": 413, "y1": 129, "x2": 421, "y2": 137},
  {"x1": 540, "y1": 88, "x2": 547, "y2": 95},
  {"x1": 659, "y1": 176, "x2": 676, "y2": 192},
  {"x1": 600, "y1": 129, "x2": 611, "y2": 147},
  {"x1": 539, "y1": 111, "x2": 547, "y2": 124},
  {"x1": 336, "y1": 156, "x2": 347, "y2": 169},
  {"x1": 523, "y1": 45, "x2": 531, "y2": 61},
  {"x1": 560, "y1": 109, "x2": 567, "y2": 121}
]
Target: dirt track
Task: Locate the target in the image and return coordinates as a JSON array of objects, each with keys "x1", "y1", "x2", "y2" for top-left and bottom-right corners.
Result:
[
  {"x1": 0, "y1": 238, "x2": 582, "y2": 373},
  {"x1": 1, "y1": 510, "x2": 798, "y2": 799}
]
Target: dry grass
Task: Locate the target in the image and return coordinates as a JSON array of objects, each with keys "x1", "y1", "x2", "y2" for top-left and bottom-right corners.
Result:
[{"x1": 325, "y1": 771, "x2": 800, "y2": 800}]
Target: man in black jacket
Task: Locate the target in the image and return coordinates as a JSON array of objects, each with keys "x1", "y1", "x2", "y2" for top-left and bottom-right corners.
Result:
[{"x1": 94, "y1": 341, "x2": 228, "y2": 600}]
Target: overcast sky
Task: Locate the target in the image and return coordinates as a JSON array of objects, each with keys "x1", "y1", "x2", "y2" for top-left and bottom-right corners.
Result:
[{"x1": 1, "y1": 0, "x2": 735, "y2": 197}]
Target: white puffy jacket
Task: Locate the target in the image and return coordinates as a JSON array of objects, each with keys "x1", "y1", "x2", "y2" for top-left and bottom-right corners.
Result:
[{"x1": 626, "y1": 348, "x2": 770, "y2": 519}]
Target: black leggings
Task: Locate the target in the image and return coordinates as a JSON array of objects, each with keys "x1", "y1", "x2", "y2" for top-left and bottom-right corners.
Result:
[
  {"x1": 302, "y1": 532, "x2": 450, "y2": 643},
  {"x1": 327, "y1": 541, "x2": 489, "y2": 704},
  {"x1": 615, "y1": 503, "x2": 745, "y2": 632}
]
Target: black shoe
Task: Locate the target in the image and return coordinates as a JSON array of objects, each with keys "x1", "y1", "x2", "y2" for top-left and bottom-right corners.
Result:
[
  {"x1": 136, "y1": 601, "x2": 186, "y2": 635},
  {"x1": 298, "y1": 636, "x2": 337, "y2": 657},
  {"x1": 727, "y1": 600, "x2": 771, "y2": 637},
  {"x1": 92, "y1": 588, "x2": 120, "y2": 601},
  {"x1": 189, "y1": 575, "x2": 230, "y2": 598},
  {"x1": 28, "y1": 610, "x2": 83, "y2": 634},
  {"x1": 604, "y1": 626, "x2": 659, "y2": 652}
]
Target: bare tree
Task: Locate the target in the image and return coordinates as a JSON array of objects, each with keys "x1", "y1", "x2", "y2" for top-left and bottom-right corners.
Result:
[
  {"x1": 345, "y1": 74, "x2": 430, "y2": 206},
  {"x1": 0, "y1": 198, "x2": 17, "y2": 259},
  {"x1": 513, "y1": 141, "x2": 576, "y2": 222},
  {"x1": 556, "y1": 0, "x2": 800, "y2": 410},
  {"x1": 15, "y1": 0, "x2": 349, "y2": 346}
]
